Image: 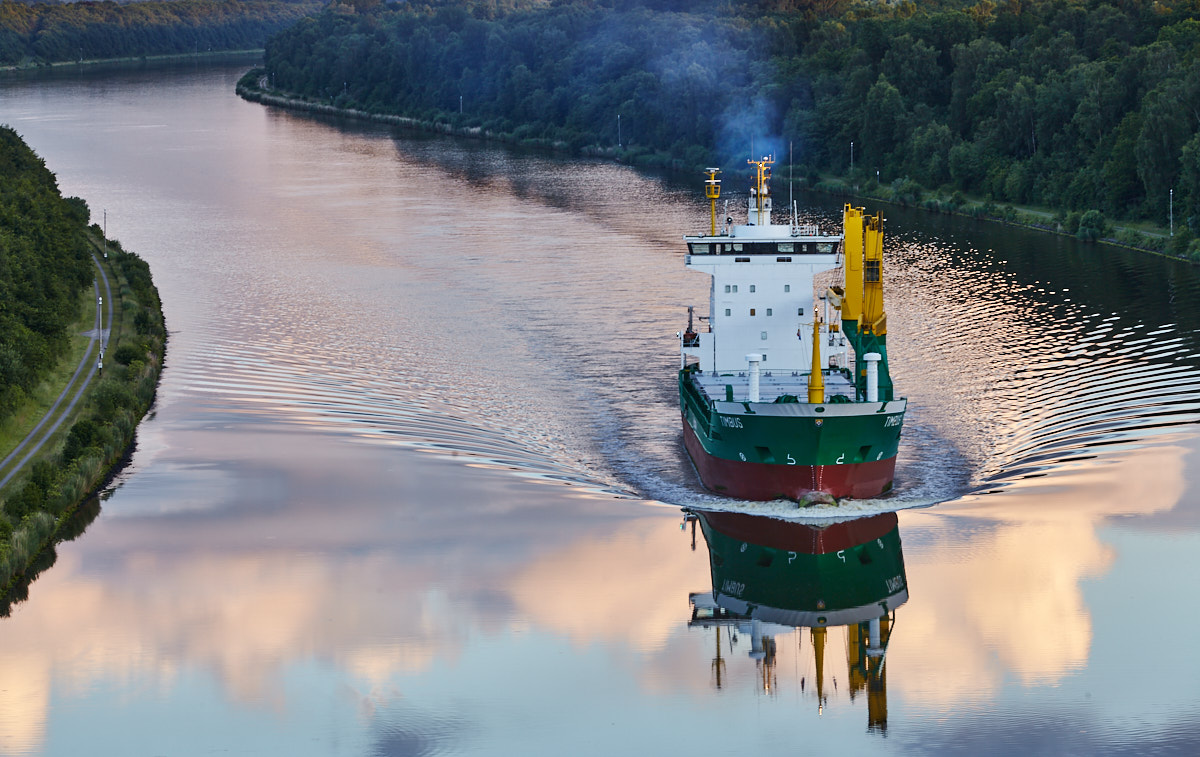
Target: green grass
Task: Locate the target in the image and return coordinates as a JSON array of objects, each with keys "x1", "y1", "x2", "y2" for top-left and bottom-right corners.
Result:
[{"x1": 0, "y1": 275, "x2": 101, "y2": 485}]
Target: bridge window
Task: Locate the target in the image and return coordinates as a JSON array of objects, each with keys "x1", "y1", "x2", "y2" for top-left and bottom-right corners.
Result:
[
  {"x1": 750, "y1": 309, "x2": 756, "y2": 316},
  {"x1": 778, "y1": 243, "x2": 793, "y2": 252},
  {"x1": 797, "y1": 308, "x2": 804, "y2": 316},
  {"x1": 766, "y1": 308, "x2": 773, "y2": 316},
  {"x1": 724, "y1": 308, "x2": 731, "y2": 316},
  {"x1": 761, "y1": 331, "x2": 768, "y2": 340},
  {"x1": 777, "y1": 256, "x2": 792, "y2": 262},
  {"x1": 735, "y1": 257, "x2": 750, "y2": 262},
  {"x1": 749, "y1": 285, "x2": 756, "y2": 293},
  {"x1": 784, "y1": 284, "x2": 790, "y2": 292}
]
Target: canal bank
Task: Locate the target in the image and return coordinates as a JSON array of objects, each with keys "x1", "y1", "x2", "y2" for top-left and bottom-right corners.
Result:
[
  {"x1": 236, "y1": 69, "x2": 1192, "y2": 265},
  {"x1": 0, "y1": 225, "x2": 166, "y2": 604}
]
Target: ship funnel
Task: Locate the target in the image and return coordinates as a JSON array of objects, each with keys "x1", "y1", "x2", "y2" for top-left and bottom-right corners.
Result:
[
  {"x1": 746, "y1": 353, "x2": 762, "y2": 402},
  {"x1": 864, "y1": 352, "x2": 882, "y2": 402}
]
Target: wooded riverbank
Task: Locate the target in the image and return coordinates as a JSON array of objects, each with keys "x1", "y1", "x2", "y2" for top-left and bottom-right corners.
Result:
[{"x1": 0, "y1": 130, "x2": 166, "y2": 607}]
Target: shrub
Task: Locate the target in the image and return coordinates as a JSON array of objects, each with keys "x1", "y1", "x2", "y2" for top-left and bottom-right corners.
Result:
[
  {"x1": 3, "y1": 481, "x2": 44, "y2": 520},
  {"x1": 1076, "y1": 210, "x2": 1108, "y2": 241},
  {"x1": 113, "y1": 343, "x2": 143, "y2": 366},
  {"x1": 62, "y1": 418, "x2": 100, "y2": 463},
  {"x1": 1169, "y1": 229, "x2": 1194, "y2": 257},
  {"x1": 92, "y1": 381, "x2": 136, "y2": 420},
  {"x1": 1116, "y1": 229, "x2": 1145, "y2": 248},
  {"x1": 891, "y1": 178, "x2": 923, "y2": 206}
]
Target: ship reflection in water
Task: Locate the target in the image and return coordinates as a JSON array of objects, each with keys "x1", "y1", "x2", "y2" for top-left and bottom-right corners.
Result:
[{"x1": 686, "y1": 509, "x2": 908, "y2": 732}]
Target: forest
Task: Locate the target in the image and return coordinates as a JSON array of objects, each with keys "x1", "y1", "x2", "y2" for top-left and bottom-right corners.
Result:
[
  {"x1": 258, "y1": 0, "x2": 1200, "y2": 247},
  {"x1": 0, "y1": 125, "x2": 92, "y2": 422},
  {"x1": 0, "y1": 0, "x2": 321, "y2": 65}
]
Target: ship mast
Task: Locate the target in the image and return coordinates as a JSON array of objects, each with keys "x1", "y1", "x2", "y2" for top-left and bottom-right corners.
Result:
[
  {"x1": 747, "y1": 156, "x2": 774, "y2": 226},
  {"x1": 705, "y1": 168, "x2": 721, "y2": 236}
]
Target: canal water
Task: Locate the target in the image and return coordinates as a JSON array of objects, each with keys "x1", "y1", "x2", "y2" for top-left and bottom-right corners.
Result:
[{"x1": 2, "y1": 61, "x2": 1199, "y2": 755}]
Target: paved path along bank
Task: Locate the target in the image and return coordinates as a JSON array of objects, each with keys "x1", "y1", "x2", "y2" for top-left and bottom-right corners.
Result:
[{"x1": 0, "y1": 252, "x2": 113, "y2": 489}]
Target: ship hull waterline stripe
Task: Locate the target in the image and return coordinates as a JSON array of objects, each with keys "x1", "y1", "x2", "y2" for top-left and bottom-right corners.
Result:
[{"x1": 682, "y1": 417, "x2": 897, "y2": 500}]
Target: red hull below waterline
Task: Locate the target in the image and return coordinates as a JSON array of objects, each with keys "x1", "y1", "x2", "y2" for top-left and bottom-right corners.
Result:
[{"x1": 682, "y1": 418, "x2": 897, "y2": 500}]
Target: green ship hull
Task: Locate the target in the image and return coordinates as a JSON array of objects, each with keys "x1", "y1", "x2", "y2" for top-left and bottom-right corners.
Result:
[{"x1": 680, "y1": 369, "x2": 905, "y2": 500}]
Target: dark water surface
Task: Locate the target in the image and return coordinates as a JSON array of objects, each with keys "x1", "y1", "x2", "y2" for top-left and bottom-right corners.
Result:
[{"x1": 2, "y1": 62, "x2": 1199, "y2": 755}]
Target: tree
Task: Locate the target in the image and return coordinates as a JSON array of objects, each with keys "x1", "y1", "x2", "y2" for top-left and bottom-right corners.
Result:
[{"x1": 861, "y1": 74, "x2": 906, "y2": 166}]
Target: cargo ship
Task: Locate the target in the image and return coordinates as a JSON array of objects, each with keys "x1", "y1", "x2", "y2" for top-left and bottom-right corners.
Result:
[{"x1": 678, "y1": 158, "x2": 905, "y2": 501}]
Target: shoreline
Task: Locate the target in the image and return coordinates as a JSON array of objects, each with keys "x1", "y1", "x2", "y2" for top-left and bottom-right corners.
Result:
[
  {"x1": 0, "y1": 234, "x2": 166, "y2": 607},
  {"x1": 238, "y1": 70, "x2": 1192, "y2": 265},
  {"x1": 1, "y1": 49, "x2": 263, "y2": 76},
  {"x1": 811, "y1": 178, "x2": 1190, "y2": 264},
  {"x1": 236, "y1": 71, "x2": 626, "y2": 163}
]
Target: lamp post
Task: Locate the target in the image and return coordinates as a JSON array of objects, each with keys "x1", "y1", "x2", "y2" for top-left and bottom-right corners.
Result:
[
  {"x1": 618, "y1": 114, "x2": 622, "y2": 148},
  {"x1": 850, "y1": 141, "x2": 854, "y2": 173},
  {"x1": 1170, "y1": 188, "x2": 1174, "y2": 237}
]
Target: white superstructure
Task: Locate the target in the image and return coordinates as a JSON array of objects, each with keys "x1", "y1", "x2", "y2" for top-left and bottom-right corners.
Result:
[{"x1": 680, "y1": 159, "x2": 850, "y2": 378}]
